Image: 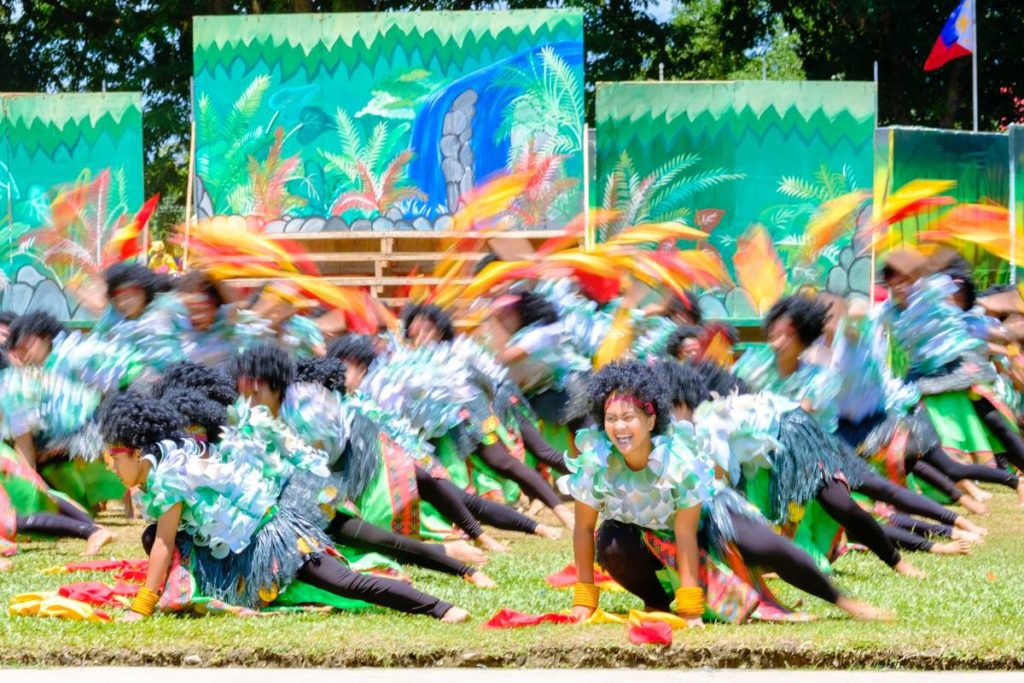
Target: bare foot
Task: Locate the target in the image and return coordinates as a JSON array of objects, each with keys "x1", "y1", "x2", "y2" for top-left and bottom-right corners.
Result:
[
  {"x1": 526, "y1": 499, "x2": 546, "y2": 517},
  {"x1": 894, "y1": 559, "x2": 926, "y2": 579},
  {"x1": 84, "y1": 528, "x2": 114, "y2": 556},
  {"x1": 959, "y1": 480, "x2": 992, "y2": 502},
  {"x1": 958, "y1": 495, "x2": 989, "y2": 516},
  {"x1": 930, "y1": 539, "x2": 972, "y2": 556},
  {"x1": 953, "y1": 516, "x2": 987, "y2": 536},
  {"x1": 0, "y1": 557, "x2": 12, "y2": 572},
  {"x1": 443, "y1": 540, "x2": 487, "y2": 567},
  {"x1": 836, "y1": 596, "x2": 894, "y2": 621},
  {"x1": 951, "y1": 528, "x2": 983, "y2": 544},
  {"x1": 474, "y1": 533, "x2": 507, "y2": 553},
  {"x1": 534, "y1": 524, "x2": 563, "y2": 540},
  {"x1": 465, "y1": 571, "x2": 497, "y2": 588},
  {"x1": 552, "y1": 503, "x2": 575, "y2": 530},
  {"x1": 440, "y1": 606, "x2": 471, "y2": 624}
]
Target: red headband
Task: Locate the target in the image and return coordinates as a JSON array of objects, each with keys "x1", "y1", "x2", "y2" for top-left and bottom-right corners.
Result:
[{"x1": 604, "y1": 392, "x2": 655, "y2": 415}]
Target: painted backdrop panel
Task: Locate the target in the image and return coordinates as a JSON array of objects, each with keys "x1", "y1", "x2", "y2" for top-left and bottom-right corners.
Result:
[
  {"x1": 0, "y1": 93, "x2": 144, "y2": 321},
  {"x1": 192, "y1": 10, "x2": 584, "y2": 233},
  {"x1": 596, "y1": 80, "x2": 876, "y2": 320},
  {"x1": 876, "y1": 126, "x2": 1009, "y2": 288}
]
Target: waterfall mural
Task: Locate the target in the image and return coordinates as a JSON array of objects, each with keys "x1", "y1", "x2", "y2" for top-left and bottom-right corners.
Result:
[
  {"x1": 595, "y1": 81, "x2": 877, "y2": 321},
  {"x1": 0, "y1": 93, "x2": 144, "y2": 321},
  {"x1": 192, "y1": 10, "x2": 584, "y2": 233}
]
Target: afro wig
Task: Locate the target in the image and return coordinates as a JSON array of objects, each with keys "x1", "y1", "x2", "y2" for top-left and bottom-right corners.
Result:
[
  {"x1": 513, "y1": 291, "x2": 559, "y2": 329},
  {"x1": 665, "y1": 324, "x2": 704, "y2": 359},
  {"x1": 586, "y1": 360, "x2": 672, "y2": 435},
  {"x1": 296, "y1": 356, "x2": 347, "y2": 393},
  {"x1": 5, "y1": 311, "x2": 66, "y2": 350},
  {"x1": 104, "y1": 262, "x2": 157, "y2": 305},
  {"x1": 401, "y1": 303, "x2": 455, "y2": 342},
  {"x1": 326, "y1": 333, "x2": 379, "y2": 369},
  {"x1": 161, "y1": 388, "x2": 228, "y2": 441},
  {"x1": 765, "y1": 295, "x2": 829, "y2": 347},
  {"x1": 659, "y1": 360, "x2": 748, "y2": 412},
  {"x1": 153, "y1": 361, "x2": 238, "y2": 406},
  {"x1": 98, "y1": 391, "x2": 187, "y2": 456},
  {"x1": 231, "y1": 343, "x2": 296, "y2": 395}
]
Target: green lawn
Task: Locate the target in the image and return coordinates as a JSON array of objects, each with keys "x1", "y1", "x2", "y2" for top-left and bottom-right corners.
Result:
[{"x1": 3, "y1": 486, "x2": 1024, "y2": 669}]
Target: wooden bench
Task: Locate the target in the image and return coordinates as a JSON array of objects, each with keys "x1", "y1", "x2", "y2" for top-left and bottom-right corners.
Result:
[{"x1": 225, "y1": 229, "x2": 572, "y2": 308}]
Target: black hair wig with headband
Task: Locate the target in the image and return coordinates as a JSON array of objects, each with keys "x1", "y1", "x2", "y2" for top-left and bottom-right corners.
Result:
[
  {"x1": 104, "y1": 262, "x2": 157, "y2": 305},
  {"x1": 98, "y1": 391, "x2": 187, "y2": 458},
  {"x1": 161, "y1": 388, "x2": 229, "y2": 442},
  {"x1": 400, "y1": 303, "x2": 455, "y2": 342},
  {"x1": 153, "y1": 361, "x2": 238, "y2": 406},
  {"x1": 666, "y1": 289, "x2": 703, "y2": 324},
  {"x1": 5, "y1": 311, "x2": 66, "y2": 350},
  {"x1": 764, "y1": 295, "x2": 829, "y2": 348},
  {"x1": 586, "y1": 360, "x2": 672, "y2": 435},
  {"x1": 231, "y1": 343, "x2": 296, "y2": 396},
  {"x1": 295, "y1": 356, "x2": 348, "y2": 394},
  {"x1": 513, "y1": 291, "x2": 559, "y2": 329},
  {"x1": 659, "y1": 360, "x2": 748, "y2": 412},
  {"x1": 326, "y1": 333, "x2": 379, "y2": 369},
  {"x1": 665, "y1": 324, "x2": 704, "y2": 359}
]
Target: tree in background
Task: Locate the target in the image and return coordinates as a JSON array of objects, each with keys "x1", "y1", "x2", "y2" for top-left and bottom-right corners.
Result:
[{"x1": 1, "y1": 0, "x2": 1020, "y2": 228}]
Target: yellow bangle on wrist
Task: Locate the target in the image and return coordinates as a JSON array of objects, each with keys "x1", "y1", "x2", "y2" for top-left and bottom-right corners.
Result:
[
  {"x1": 572, "y1": 582, "x2": 600, "y2": 609},
  {"x1": 674, "y1": 586, "x2": 705, "y2": 618},
  {"x1": 130, "y1": 586, "x2": 160, "y2": 617}
]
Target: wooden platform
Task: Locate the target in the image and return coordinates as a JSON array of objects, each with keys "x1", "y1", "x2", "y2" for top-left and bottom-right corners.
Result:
[{"x1": 225, "y1": 229, "x2": 571, "y2": 308}]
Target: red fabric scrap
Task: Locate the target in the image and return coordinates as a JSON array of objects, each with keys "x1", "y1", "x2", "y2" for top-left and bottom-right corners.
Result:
[
  {"x1": 484, "y1": 608, "x2": 580, "y2": 629},
  {"x1": 627, "y1": 619, "x2": 673, "y2": 645},
  {"x1": 545, "y1": 563, "x2": 616, "y2": 588}
]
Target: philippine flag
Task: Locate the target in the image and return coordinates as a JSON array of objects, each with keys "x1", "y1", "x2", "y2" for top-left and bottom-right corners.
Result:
[{"x1": 924, "y1": 0, "x2": 976, "y2": 71}]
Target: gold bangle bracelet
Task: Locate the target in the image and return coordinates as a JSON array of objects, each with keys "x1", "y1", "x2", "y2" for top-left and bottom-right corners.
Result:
[
  {"x1": 130, "y1": 587, "x2": 160, "y2": 617},
  {"x1": 572, "y1": 582, "x2": 600, "y2": 609},
  {"x1": 674, "y1": 586, "x2": 705, "y2": 618}
]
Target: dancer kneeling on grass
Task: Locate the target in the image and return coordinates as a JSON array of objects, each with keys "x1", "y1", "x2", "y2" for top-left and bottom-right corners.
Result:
[
  {"x1": 99, "y1": 391, "x2": 470, "y2": 622},
  {"x1": 560, "y1": 360, "x2": 888, "y2": 625}
]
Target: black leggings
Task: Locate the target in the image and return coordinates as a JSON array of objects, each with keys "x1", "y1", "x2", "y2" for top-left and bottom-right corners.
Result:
[
  {"x1": 413, "y1": 466, "x2": 538, "y2": 538},
  {"x1": 852, "y1": 470, "x2": 958, "y2": 525},
  {"x1": 475, "y1": 442, "x2": 562, "y2": 509},
  {"x1": 17, "y1": 498, "x2": 99, "y2": 540},
  {"x1": 141, "y1": 525, "x2": 454, "y2": 619},
  {"x1": 595, "y1": 517, "x2": 840, "y2": 612},
  {"x1": 973, "y1": 397, "x2": 1024, "y2": 474},
  {"x1": 913, "y1": 444, "x2": 1018, "y2": 492},
  {"x1": 881, "y1": 523, "x2": 934, "y2": 553},
  {"x1": 888, "y1": 512, "x2": 952, "y2": 539},
  {"x1": 297, "y1": 553, "x2": 453, "y2": 619},
  {"x1": 326, "y1": 511, "x2": 473, "y2": 578},
  {"x1": 882, "y1": 512, "x2": 955, "y2": 553},
  {"x1": 515, "y1": 415, "x2": 568, "y2": 473},
  {"x1": 816, "y1": 478, "x2": 902, "y2": 568}
]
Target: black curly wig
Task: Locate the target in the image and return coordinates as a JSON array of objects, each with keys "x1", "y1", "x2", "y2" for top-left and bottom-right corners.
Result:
[
  {"x1": 161, "y1": 388, "x2": 228, "y2": 441},
  {"x1": 765, "y1": 295, "x2": 829, "y2": 348},
  {"x1": 401, "y1": 303, "x2": 455, "y2": 342},
  {"x1": 513, "y1": 291, "x2": 559, "y2": 329},
  {"x1": 296, "y1": 356, "x2": 347, "y2": 393},
  {"x1": 104, "y1": 262, "x2": 157, "y2": 305},
  {"x1": 660, "y1": 360, "x2": 748, "y2": 411},
  {"x1": 5, "y1": 311, "x2": 66, "y2": 350},
  {"x1": 666, "y1": 290, "x2": 703, "y2": 325},
  {"x1": 98, "y1": 391, "x2": 187, "y2": 456},
  {"x1": 231, "y1": 343, "x2": 296, "y2": 395},
  {"x1": 326, "y1": 333, "x2": 379, "y2": 369},
  {"x1": 665, "y1": 324, "x2": 704, "y2": 359},
  {"x1": 153, "y1": 361, "x2": 238, "y2": 406},
  {"x1": 586, "y1": 360, "x2": 672, "y2": 435},
  {"x1": 175, "y1": 269, "x2": 227, "y2": 308}
]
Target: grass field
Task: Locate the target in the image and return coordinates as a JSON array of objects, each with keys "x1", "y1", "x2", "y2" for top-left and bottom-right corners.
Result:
[{"x1": 3, "y1": 486, "x2": 1024, "y2": 669}]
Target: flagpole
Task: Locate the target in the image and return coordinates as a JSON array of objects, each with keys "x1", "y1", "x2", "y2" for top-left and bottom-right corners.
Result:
[{"x1": 972, "y1": 1, "x2": 978, "y2": 131}]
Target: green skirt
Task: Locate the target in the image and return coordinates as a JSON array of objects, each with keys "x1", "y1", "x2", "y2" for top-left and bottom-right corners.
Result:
[{"x1": 922, "y1": 391, "x2": 1001, "y2": 465}]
